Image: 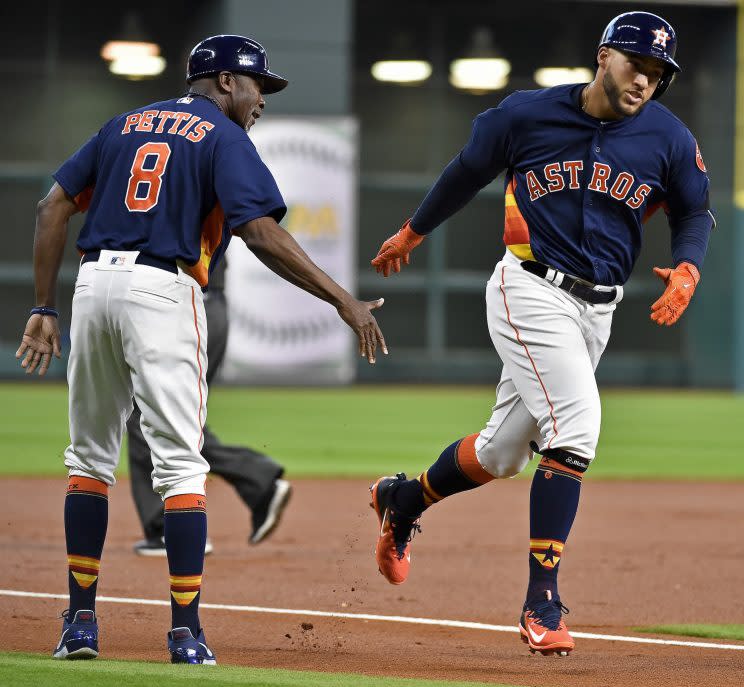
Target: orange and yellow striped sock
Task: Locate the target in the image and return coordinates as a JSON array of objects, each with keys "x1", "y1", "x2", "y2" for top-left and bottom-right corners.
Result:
[
  {"x1": 65, "y1": 476, "x2": 108, "y2": 614},
  {"x1": 164, "y1": 493, "x2": 207, "y2": 636},
  {"x1": 526, "y1": 455, "x2": 583, "y2": 601}
]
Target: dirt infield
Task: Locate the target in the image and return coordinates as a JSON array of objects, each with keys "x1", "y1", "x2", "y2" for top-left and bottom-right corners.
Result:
[{"x1": 2, "y1": 477, "x2": 743, "y2": 685}]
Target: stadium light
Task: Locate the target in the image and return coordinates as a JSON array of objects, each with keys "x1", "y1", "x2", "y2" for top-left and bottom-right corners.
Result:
[
  {"x1": 534, "y1": 67, "x2": 593, "y2": 88},
  {"x1": 371, "y1": 60, "x2": 432, "y2": 84},
  {"x1": 100, "y1": 41, "x2": 159, "y2": 62},
  {"x1": 450, "y1": 58, "x2": 510, "y2": 92},
  {"x1": 109, "y1": 55, "x2": 167, "y2": 79},
  {"x1": 101, "y1": 12, "x2": 166, "y2": 80},
  {"x1": 450, "y1": 27, "x2": 510, "y2": 93}
]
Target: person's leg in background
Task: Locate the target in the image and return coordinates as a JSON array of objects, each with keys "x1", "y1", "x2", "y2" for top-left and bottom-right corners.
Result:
[
  {"x1": 128, "y1": 284, "x2": 291, "y2": 555},
  {"x1": 127, "y1": 404, "x2": 178, "y2": 552},
  {"x1": 200, "y1": 287, "x2": 291, "y2": 544}
]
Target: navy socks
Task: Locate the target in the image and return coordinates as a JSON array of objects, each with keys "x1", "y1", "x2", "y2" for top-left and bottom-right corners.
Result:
[
  {"x1": 392, "y1": 434, "x2": 493, "y2": 515},
  {"x1": 164, "y1": 494, "x2": 207, "y2": 637},
  {"x1": 65, "y1": 476, "x2": 108, "y2": 615},
  {"x1": 526, "y1": 455, "x2": 583, "y2": 602}
]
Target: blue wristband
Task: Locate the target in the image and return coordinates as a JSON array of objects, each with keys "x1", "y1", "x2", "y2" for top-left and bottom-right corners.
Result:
[{"x1": 30, "y1": 306, "x2": 59, "y2": 318}]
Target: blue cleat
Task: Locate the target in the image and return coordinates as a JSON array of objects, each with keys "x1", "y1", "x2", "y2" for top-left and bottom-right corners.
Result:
[
  {"x1": 167, "y1": 627, "x2": 217, "y2": 665},
  {"x1": 52, "y1": 609, "x2": 99, "y2": 660}
]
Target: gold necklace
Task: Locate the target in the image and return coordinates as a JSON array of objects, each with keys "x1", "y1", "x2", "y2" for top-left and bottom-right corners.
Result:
[{"x1": 581, "y1": 85, "x2": 590, "y2": 112}]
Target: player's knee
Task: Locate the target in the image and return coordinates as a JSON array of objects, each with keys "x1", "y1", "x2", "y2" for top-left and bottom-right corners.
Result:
[
  {"x1": 530, "y1": 441, "x2": 592, "y2": 475},
  {"x1": 155, "y1": 470, "x2": 208, "y2": 502},
  {"x1": 476, "y1": 441, "x2": 530, "y2": 479},
  {"x1": 553, "y1": 400, "x2": 601, "y2": 460},
  {"x1": 574, "y1": 424, "x2": 600, "y2": 462}
]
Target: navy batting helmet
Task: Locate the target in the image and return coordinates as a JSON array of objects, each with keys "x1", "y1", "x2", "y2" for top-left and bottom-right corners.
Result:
[
  {"x1": 186, "y1": 34, "x2": 288, "y2": 94},
  {"x1": 598, "y1": 11, "x2": 680, "y2": 99}
]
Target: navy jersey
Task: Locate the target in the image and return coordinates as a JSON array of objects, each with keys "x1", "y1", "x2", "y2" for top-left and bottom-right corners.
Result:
[
  {"x1": 413, "y1": 84, "x2": 713, "y2": 286},
  {"x1": 53, "y1": 96, "x2": 286, "y2": 286}
]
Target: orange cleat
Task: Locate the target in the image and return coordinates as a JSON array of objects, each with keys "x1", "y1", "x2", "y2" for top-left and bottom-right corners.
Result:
[
  {"x1": 369, "y1": 473, "x2": 421, "y2": 585},
  {"x1": 519, "y1": 590, "x2": 575, "y2": 656}
]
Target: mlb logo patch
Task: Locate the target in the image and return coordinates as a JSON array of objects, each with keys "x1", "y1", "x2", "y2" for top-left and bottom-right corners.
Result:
[
  {"x1": 177, "y1": 97, "x2": 193, "y2": 104},
  {"x1": 110, "y1": 256, "x2": 126, "y2": 266}
]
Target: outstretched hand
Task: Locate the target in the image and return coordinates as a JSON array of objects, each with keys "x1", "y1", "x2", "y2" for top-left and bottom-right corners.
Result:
[
  {"x1": 650, "y1": 262, "x2": 700, "y2": 326},
  {"x1": 16, "y1": 314, "x2": 62, "y2": 376},
  {"x1": 371, "y1": 220, "x2": 425, "y2": 277},
  {"x1": 337, "y1": 297, "x2": 387, "y2": 364}
]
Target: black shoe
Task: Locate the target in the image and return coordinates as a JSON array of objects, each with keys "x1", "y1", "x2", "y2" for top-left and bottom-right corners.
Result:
[
  {"x1": 133, "y1": 536, "x2": 213, "y2": 557},
  {"x1": 250, "y1": 479, "x2": 292, "y2": 544}
]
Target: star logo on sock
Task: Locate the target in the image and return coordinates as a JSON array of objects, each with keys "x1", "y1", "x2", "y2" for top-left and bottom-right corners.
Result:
[
  {"x1": 542, "y1": 544, "x2": 556, "y2": 566},
  {"x1": 530, "y1": 539, "x2": 564, "y2": 569}
]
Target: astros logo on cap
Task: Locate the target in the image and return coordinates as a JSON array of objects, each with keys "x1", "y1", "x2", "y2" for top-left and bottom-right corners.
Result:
[{"x1": 652, "y1": 26, "x2": 670, "y2": 48}]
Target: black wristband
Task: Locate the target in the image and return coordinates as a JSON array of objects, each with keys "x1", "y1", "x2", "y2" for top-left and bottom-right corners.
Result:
[{"x1": 30, "y1": 306, "x2": 59, "y2": 318}]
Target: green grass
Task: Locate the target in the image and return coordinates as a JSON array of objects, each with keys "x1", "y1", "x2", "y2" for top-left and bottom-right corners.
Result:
[
  {"x1": 0, "y1": 652, "x2": 521, "y2": 687},
  {"x1": 633, "y1": 624, "x2": 744, "y2": 641},
  {"x1": 2, "y1": 384, "x2": 744, "y2": 479}
]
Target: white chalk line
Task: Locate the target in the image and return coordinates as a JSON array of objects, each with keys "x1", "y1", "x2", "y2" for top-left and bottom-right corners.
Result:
[{"x1": 2, "y1": 588, "x2": 743, "y2": 652}]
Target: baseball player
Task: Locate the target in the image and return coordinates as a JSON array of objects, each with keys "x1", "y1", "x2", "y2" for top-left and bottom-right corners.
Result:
[
  {"x1": 128, "y1": 259, "x2": 291, "y2": 557},
  {"x1": 17, "y1": 34, "x2": 386, "y2": 664},
  {"x1": 369, "y1": 12, "x2": 713, "y2": 657}
]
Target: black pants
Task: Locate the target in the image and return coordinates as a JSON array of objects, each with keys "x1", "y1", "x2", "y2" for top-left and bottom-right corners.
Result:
[{"x1": 127, "y1": 288, "x2": 283, "y2": 540}]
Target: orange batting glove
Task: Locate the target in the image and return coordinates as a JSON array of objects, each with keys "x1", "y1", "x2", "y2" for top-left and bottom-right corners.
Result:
[
  {"x1": 371, "y1": 219, "x2": 425, "y2": 277},
  {"x1": 650, "y1": 262, "x2": 700, "y2": 326}
]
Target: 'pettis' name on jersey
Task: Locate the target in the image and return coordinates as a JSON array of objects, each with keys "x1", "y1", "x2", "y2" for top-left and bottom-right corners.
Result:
[{"x1": 121, "y1": 110, "x2": 215, "y2": 143}]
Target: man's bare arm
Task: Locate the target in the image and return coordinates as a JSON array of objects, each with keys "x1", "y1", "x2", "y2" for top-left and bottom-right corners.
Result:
[
  {"x1": 233, "y1": 216, "x2": 387, "y2": 363},
  {"x1": 16, "y1": 183, "x2": 79, "y2": 376}
]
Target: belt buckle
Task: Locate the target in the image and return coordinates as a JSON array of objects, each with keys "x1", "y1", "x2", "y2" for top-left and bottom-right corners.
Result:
[
  {"x1": 574, "y1": 275, "x2": 596, "y2": 290},
  {"x1": 565, "y1": 278, "x2": 579, "y2": 297}
]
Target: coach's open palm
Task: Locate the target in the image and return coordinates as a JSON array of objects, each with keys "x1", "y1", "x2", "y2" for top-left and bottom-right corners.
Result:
[
  {"x1": 16, "y1": 314, "x2": 62, "y2": 376},
  {"x1": 371, "y1": 220, "x2": 425, "y2": 277},
  {"x1": 337, "y1": 297, "x2": 387, "y2": 364},
  {"x1": 650, "y1": 262, "x2": 700, "y2": 326}
]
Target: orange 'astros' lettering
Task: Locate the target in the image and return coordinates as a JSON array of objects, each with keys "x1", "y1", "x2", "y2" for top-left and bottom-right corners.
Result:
[
  {"x1": 121, "y1": 110, "x2": 214, "y2": 143},
  {"x1": 543, "y1": 163, "x2": 565, "y2": 193},
  {"x1": 525, "y1": 170, "x2": 548, "y2": 201},
  {"x1": 521, "y1": 159, "x2": 657, "y2": 212},
  {"x1": 562, "y1": 160, "x2": 583, "y2": 189},
  {"x1": 587, "y1": 162, "x2": 612, "y2": 193}
]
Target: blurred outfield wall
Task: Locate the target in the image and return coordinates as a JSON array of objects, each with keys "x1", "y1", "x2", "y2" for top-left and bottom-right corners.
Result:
[{"x1": 0, "y1": 0, "x2": 736, "y2": 386}]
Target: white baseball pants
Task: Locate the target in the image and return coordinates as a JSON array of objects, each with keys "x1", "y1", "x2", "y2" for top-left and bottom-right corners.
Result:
[
  {"x1": 475, "y1": 250, "x2": 623, "y2": 477},
  {"x1": 64, "y1": 251, "x2": 209, "y2": 498}
]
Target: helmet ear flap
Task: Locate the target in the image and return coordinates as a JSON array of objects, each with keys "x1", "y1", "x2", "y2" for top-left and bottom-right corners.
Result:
[{"x1": 652, "y1": 71, "x2": 675, "y2": 100}]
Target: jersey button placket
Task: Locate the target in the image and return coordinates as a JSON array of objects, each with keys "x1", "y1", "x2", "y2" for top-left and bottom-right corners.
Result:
[
  {"x1": 583, "y1": 131, "x2": 601, "y2": 273},
  {"x1": 587, "y1": 129, "x2": 602, "y2": 205}
]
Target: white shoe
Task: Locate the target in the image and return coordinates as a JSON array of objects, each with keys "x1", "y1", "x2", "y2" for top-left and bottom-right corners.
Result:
[
  {"x1": 250, "y1": 479, "x2": 292, "y2": 544},
  {"x1": 133, "y1": 536, "x2": 213, "y2": 557}
]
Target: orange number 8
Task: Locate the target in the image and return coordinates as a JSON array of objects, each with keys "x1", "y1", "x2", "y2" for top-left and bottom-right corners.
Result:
[{"x1": 125, "y1": 142, "x2": 172, "y2": 212}]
